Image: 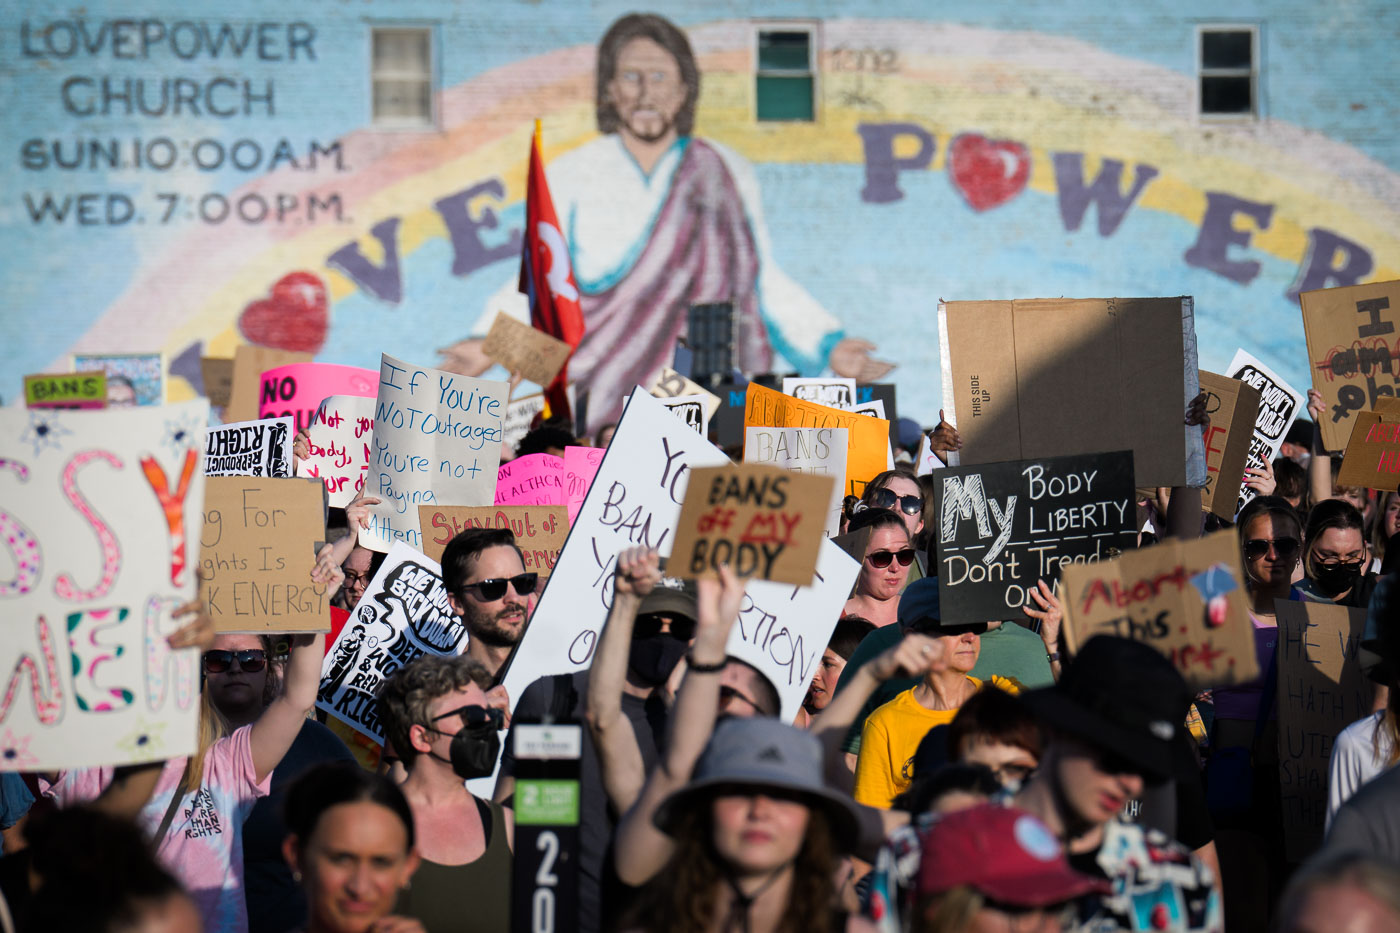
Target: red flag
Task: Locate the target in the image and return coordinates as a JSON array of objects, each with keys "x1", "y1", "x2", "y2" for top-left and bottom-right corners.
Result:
[{"x1": 519, "y1": 121, "x2": 585, "y2": 423}]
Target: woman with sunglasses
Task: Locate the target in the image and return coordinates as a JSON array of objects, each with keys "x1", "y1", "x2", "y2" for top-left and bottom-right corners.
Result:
[
  {"x1": 859, "y1": 467, "x2": 927, "y2": 541},
  {"x1": 845, "y1": 509, "x2": 918, "y2": 628},
  {"x1": 1296, "y1": 499, "x2": 1378, "y2": 608},
  {"x1": 377, "y1": 653, "x2": 514, "y2": 932}
]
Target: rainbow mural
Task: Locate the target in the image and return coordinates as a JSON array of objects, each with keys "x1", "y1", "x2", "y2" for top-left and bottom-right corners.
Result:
[{"x1": 6, "y1": 10, "x2": 1399, "y2": 428}]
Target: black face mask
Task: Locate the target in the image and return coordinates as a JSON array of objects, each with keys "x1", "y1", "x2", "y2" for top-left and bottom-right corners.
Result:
[
  {"x1": 445, "y1": 720, "x2": 502, "y2": 781},
  {"x1": 628, "y1": 634, "x2": 690, "y2": 687},
  {"x1": 1313, "y1": 560, "x2": 1364, "y2": 597}
]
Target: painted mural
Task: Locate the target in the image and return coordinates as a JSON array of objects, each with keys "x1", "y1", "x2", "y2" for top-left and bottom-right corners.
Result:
[{"x1": 5, "y1": 4, "x2": 1399, "y2": 430}]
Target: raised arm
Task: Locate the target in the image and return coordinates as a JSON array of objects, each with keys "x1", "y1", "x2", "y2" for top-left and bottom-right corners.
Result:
[
  {"x1": 1307, "y1": 389, "x2": 1333, "y2": 505},
  {"x1": 584, "y1": 547, "x2": 660, "y2": 815},
  {"x1": 612, "y1": 565, "x2": 745, "y2": 887}
]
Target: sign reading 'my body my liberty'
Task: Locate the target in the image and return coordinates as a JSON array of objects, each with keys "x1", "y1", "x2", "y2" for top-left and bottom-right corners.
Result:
[{"x1": 359, "y1": 354, "x2": 507, "y2": 553}]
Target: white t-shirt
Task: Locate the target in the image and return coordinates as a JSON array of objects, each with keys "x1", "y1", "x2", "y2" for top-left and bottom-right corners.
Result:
[{"x1": 1327, "y1": 711, "x2": 1396, "y2": 830}]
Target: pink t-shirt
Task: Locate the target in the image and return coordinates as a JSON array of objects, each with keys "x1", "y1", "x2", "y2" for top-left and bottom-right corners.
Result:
[{"x1": 44, "y1": 724, "x2": 270, "y2": 933}]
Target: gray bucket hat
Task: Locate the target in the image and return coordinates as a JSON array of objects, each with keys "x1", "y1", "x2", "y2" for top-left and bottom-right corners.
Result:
[{"x1": 653, "y1": 718, "x2": 863, "y2": 851}]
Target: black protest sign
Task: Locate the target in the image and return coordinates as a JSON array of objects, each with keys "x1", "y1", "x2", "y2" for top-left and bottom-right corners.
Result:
[
  {"x1": 204, "y1": 417, "x2": 293, "y2": 478},
  {"x1": 857, "y1": 383, "x2": 900, "y2": 448},
  {"x1": 932, "y1": 451, "x2": 1136, "y2": 624}
]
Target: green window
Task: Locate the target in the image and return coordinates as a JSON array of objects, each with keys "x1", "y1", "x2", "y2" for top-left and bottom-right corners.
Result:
[{"x1": 757, "y1": 30, "x2": 814, "y2": 122}]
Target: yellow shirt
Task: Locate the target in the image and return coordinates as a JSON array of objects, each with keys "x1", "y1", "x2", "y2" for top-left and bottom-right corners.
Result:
[{"x1": 853, "y1": 675, "x2": 1022, "y2": 809}]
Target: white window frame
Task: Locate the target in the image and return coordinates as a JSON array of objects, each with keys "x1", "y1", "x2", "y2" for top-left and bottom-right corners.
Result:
[
  {"x1": 1195, "y1": 23, "x2": 1261, "y2": 122},
  {"x1": 753, "y1": 21, "x2": 821, "y2": 123},
  {"x1": 368, "y1": 24, "x2": 438, "y2": 130}
]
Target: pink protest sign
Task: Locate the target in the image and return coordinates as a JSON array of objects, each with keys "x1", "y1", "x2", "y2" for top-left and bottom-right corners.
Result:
[
  {"x1": 258, "y1": 362, "x2": 378, "y2": 433},
  {"x1": 303, "y1": 395, "x2": 375, "y2": 507},
  {"x1": 495, "y1": 453, "x2": 565, "y2": 506},
  {"x1": 564, "y1": 445, "x2": 604, "y2": 523}
]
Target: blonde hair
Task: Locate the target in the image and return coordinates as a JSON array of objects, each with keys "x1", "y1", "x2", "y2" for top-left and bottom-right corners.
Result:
[
  {"x1": 175, "y1": 690, "x2": 230, "y2": 802},
  {"x1": 913, "y1": 885, "x2": 983, "y2": 933}
]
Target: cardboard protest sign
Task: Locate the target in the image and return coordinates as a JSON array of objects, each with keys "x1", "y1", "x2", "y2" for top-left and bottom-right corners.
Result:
[
  {"x1": 563, "y1": 446, "x2": 604, "y2": 524},
  {"x1": 1376, "y1": 396, "x2": 1400, "y2": 417},
  {"x1": 258, "y1": 362, "x2": 378, "y2": 435},
  {"x1": 782, "y1": 377, "x2": 856, "y2": 410},
  {"x1": 669, "y1": 463, "x2": 834, "y2": 585},
  {"x1": 496, "y1": 454, "x2": 565, "y2": 506},
  {"x1": 648, "y1": 367, "x2": 720, "y2": 420},
  {"x1": 204, "y1": 417, "x2": 293, "y2": 478},
  {"x1": 660, "y1": 394, "x2": 711, "y2": 436},
  {"x1": 745, "y1": 427, "x2": 848, "y2": 536},
  {"x1": 317, "y1": 541, "x2": 463, "y2": 743},
  {"x1": 0, "y1": 400, "x2": 208, "y2": 769},
  {"x1": 744, "y1": 382, "x2": 890, "y2": 498},
  {"x1": 1336, "y1": 411, "x2": 1400, "y2": 489},
  {"x1": 481, "y1": 312, "x2": 572, "y2": 389},
  {"x1": 1275, "y1": 600, "x2": 1371, "y2": 861},
  {"x1": 1197, "y1": 372, "x2": 1261, "y2": 519},
  {"x1": 303, "y1": 396, "x2": 374, "y2": 507},
  {"x1": 938, "y1": 297, "x2": 1206, "y2": 488},
  {"x1": 73, "y1": 352, "x2": 164, "y2": 407},
  {"x1": 419, "y1": 505, "x2": 567, "y2": 576},
  {"x1": 200, "y1": 357, "x2": 234, "y2": 408},
  {"x1": 1228, "y1": 350, "x2": 1305, "y2": 514},
  {"x1": 359, "y1": 354, "x2": 508, "y2": 554},
  {"x1": 1299, "y1": 279, "x2": 1400, "y2": 452},
  {"x1": 24, "y1": 372, "x2": 106, "y2": 409},
  {"x1": 933, "y1": 451, "x2": 1137, "y2": 624},
  {"x1": 226, "y1": 345, "x2": 311, "y2": 424},
  {"x1": 198, "y1": 476, "x2": 327, "y2": 632},
  {"x1": 498, "y1": 390, "x2": 730, "y2": 714},
  {"x1": 1061, "y1": 529, "x2": 1255, "y2": 688}
]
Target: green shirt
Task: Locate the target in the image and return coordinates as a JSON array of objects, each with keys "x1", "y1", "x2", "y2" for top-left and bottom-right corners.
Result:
[{"x1": 835, "y1": 620, "x2": 1053, "y2": 754}]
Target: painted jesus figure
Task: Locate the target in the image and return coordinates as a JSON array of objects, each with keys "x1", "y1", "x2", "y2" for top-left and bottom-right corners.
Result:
[{"x1": 438, "y1": 13, "x2": 892, "y2": 433}]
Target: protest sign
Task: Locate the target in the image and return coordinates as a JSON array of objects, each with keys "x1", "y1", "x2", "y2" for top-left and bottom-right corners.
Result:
[
  {"x1": 1228, "y1": 349, "x2": 1306, "y2": 514},
  {"x1": 669, "y1": 463, "x2": 834, "y2": 585},
  {"x1": 648, "y1": 367, "x2": 721, "y2": 420},
  {"x1": 850, "y1": 399, "x2": 886, "y2": 419},
  {"x1": 857, "y1": 383, "x2": 900, "y2": 443},
  {"x1": 782, "y1": 377, "x2": 856, "y2": 410},
  {"x1": 24, "y1": 372, "x2": 106, "y2": 410},
  {"x1": 358, "y1": 354, "x2": 507, "y2": 554},
  {"x1": 1299, "y1": 279, "x2": 1400, "y2": 452},
  {"x1": 1336, "y1": 411, "x2": 1400, "y2": 489},
  {"x1": 303, "y1": 395, "x2": 374, "y2": 507},
  {"x1": 660, "y1": 394, "x2": 711, "y2": 436},
  {"x1": 938, "y1": 297, "x2": 1206, "y2": 488},
  {"x1": 198, "y1": 476, "x2": 327, "y2": 633},
  {"x1": 933, "y1": 451, "x2": 1137, "y2": 624},
  {"x1": 317, "y1": 541, "x2": 464, "y2": 743},
  {"x1": 204, "y1": 417, "x2": 293, "y2": 478},
  {"x1": 0, "y1": 399, "x2": 208, "y2": 769},
  {"x1": 563, "y1": 445, "x2": 604, "y2": 524},
  {"x1": 418, "y1": 505, "x2": 567, "y2": 576},
  {"x1": 745, "y1": 427, "x2": 848, "y2": 536},
  {"x1": 1197, "y1": 372, "x2": 1261, "y2": 519},
  {"x1": 481, "y1": 312, "x2": 573, "y2": 389},
  {"x1": 1275, "y1": 600, "x2": 1371, "y2": 861},
  {"x1": 258, "y1": 362, "x2": 377, "y2": 435},
  {"x1": 200, "y1": 357, "x2": 234, "y2": 408},
  {"x1": 504, "y1": 393, "x2": 546, "y2": 451},
  {"x1": 1061, "y1": 529, "x2": 1255, "y2": 688},
  {"x1": 73, "y1": 352, "x2": 165, "y2": 407},
  {"x1": 496, "y1": 453, "x2": 565, "y2": 506},
  {"x1": 915, "y1": 435, "x2": 942, "y2": 476},
  {"x1": 226, "y1": 345, "x2": 311, "y2": 423},
  {"x1": 744, "y1": 382, "x2": 890, "y2": 498},
  {"x1": 1376, "y1": 396, "x2": 1400, "y2": 417}
]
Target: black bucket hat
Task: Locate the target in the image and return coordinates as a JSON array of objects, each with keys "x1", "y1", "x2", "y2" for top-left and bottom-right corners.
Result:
[{"x1": 1021, "y1": 635, "x2": 1193, "y2": 783}]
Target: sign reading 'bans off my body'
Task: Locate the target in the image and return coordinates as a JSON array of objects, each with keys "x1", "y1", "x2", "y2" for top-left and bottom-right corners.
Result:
[
  {"x1": 932, "y1": 451, "x2": 1137, "y2": 624},
  {"x1": 359, "y1": 354, "x2": 507, "y2": 553}
]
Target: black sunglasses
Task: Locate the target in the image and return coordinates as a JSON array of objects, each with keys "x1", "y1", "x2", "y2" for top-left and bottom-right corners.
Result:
[
  {"x1": 460, "y1": 572, "x2": 538, "y2": 601},
  {"x1": 202, "y1": 649, "x2": 267, "y2": 674},
  {"x1": 929, "y1": 621, "x2": 990, "y2": 637},
  {"x1": 868, "y1": 488, "x2": 923, "y2": 516},
  {"x1": 634, "y1": 614, "x2": 698, "y2": 642},
  {"x1": 1243, "y1": 537, "x2": 1300, "y2": 560},
  {"x1": 867, "y1": 548, "x2": 917, "y2": 569},
  {"x1": 427, "y1": 703, "x2": 504, "y2": 733}
]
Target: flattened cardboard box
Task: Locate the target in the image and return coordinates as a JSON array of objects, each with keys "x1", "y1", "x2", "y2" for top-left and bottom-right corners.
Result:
[
  {"x1": 1336, "y1": 410, "x2": 1400, "y2": 490},
  {"x1": 938, "y1": 297, "x2": 1205, "y2": 488},
  {"x1": 1198, "y1": 371, "x2": 1261, "y2": 519},
  {"x1": 1299, "y1": 279, "x2": 1400, "y2": 453}
]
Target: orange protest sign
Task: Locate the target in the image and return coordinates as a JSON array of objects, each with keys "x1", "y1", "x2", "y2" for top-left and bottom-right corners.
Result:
[{"x1": 743, "y1": 382, "x2": 889, "y2": 497}]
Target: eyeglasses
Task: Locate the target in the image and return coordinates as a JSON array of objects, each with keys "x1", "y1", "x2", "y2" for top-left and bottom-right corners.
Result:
[
  {"x1": 927, "y1": 621, "x2": 990, "y2": 637},
  {"x1": 867, "y1": 548, "x2": 917, "y2": 569},
  {"x1": 987, "y1": 762, "x2": 1037, "y2": 786},
  {"x1": 866, "y1": 488, "x2": 923, "y2": 516},
  {"x1": 425, "y1": 703, "x2": 503, "y2": 735},
  {"x1": 342, "y1": 570, "x2": 372, "y2": 587},
  {"x1": 202, "y1": 649, "x2": 267, "y2": 674},
  {"x1": 1314, "y1": 554, "x2": 1366, "y2": 568},
  {"x1": 1243, "y1": 537, "x2": 1300, "y2": 560},
  {"x1": 459, "y1": 573, "x2": 538, "y2": 601},
  {"x1": 719, "y1": 684, "x2": 762, "y2": 713},
  {"x1": 634, "y1": 614, "x2": 697, "y2": 642}
]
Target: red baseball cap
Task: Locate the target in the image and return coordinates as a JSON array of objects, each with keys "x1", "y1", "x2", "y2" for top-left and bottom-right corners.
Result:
[{"x1": 916, "y1": 804, "x2": 1110, "y2": 907}]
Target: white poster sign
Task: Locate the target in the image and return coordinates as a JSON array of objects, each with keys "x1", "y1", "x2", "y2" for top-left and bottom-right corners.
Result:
[
  {"x1": 782, "y1": 377, "x2": 857, "y2": 410},
  {"x1": 303, "y1": 395, "x2": 374, "y2": 508},
  {"x1": 744, "y1": 427, "x2": 849, "y2": 536},
  {"x1": 204, "y1": 417, "x2": 293, "y2": 478},
  {"x1": 661, "y1": 394, "x2": 712, "y2": 436}
]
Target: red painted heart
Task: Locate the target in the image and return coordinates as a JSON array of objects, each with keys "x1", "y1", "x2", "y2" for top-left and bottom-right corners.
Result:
[
  {"x1": 948, "y1": 133, "x2": 1030, "y2": 212},
  {"x1": 237, "y1": 271, "x2": 329, "y2": 353}
]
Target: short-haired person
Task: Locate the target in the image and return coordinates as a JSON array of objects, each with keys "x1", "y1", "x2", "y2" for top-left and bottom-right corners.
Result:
[
  {"x1": 281, "y1": 763, "x2": 425, "y2": 933},
  {"x1": 376, "y1": 655, "x2": 513, "y2": 931},
  {"x1": 1012, "y1": 636, "x2": 1222, "y2": 932},
  {"x1": 947, "y1": 686, "x2": 1043, "y2": 791},
  {"x1": 803, "y1": 616, "x2": 877, "y2": 720},
  {"x1": 1277, "y1": 851, "x2": 1400, "y2": 933}
]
